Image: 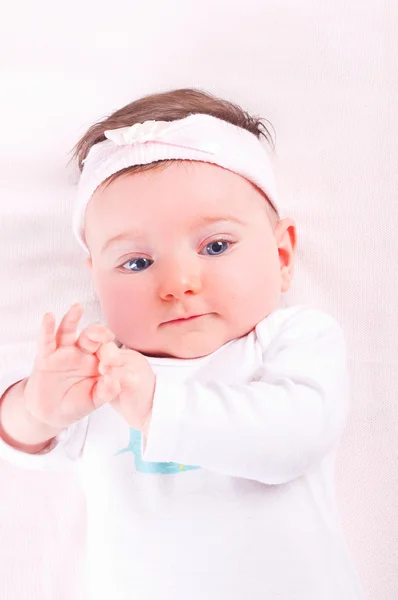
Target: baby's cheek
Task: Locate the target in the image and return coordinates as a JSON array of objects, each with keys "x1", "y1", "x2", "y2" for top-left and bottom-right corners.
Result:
[
  {"x1": 97, "y1": 278, "x2": 151, "y2": 345},
  {"x1": 219, "y1": 256, "x2": 279, "y2": 322}
]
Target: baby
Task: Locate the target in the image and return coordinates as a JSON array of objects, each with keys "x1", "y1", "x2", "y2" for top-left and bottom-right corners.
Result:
[{"x1": 0, "y1": 88, "x2": 364, "y2": 599}]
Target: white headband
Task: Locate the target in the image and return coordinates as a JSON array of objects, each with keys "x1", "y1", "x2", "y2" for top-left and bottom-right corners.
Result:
[{"x1": 73, "y1": 113, "x2": 279, "y2": 254}]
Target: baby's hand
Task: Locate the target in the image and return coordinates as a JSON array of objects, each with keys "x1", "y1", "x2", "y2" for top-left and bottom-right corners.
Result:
[
  {"x1": 95, "y1": 343, "x2": 156, "y2": 433},
  {"x1": 24, "y1": 304, "x2": 119, "y2": 430}
]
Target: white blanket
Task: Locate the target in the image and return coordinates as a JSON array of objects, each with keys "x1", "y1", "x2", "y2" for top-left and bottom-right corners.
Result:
[{"x1": 0, "y1": 1, "x2": 396, "y2": 598}]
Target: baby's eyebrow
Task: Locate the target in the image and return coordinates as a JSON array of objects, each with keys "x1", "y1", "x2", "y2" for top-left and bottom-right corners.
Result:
[{"x1": 101, "y1": 215, "x2": 245, "y2": 252}]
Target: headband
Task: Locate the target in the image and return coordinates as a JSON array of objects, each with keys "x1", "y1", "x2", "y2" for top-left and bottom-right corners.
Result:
[{"x1": 73, "y1": 113, "x2": 279, "y2": 254}]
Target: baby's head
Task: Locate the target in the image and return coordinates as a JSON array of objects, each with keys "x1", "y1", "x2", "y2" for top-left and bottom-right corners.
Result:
[{"x1": 72, "y1": 88, "x2": 296, "y2": 359}]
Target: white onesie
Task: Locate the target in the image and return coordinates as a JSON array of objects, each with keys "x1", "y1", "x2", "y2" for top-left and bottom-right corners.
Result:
[{"x1": 0, "y1": 304, "x2": 364, "y2": 599}]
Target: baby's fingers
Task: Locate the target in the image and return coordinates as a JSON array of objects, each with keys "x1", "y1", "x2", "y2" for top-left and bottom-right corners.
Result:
[
  {"x1": 36, "y1": 312, "x2": 57, "y2": 359},
  {"x1": 93, "y1": 374, "x2": 121, "y2": 408},
  {"x1": 37, "y1": 304, "x2": 86, "y2": 359},
  {"x1": 76, "y1": 325, "x2": 115, "y2": 355},
  {"x1": 97, "y1": 341, "x2": 124, "y2": 368},
  {"x1": 56, "y1": 304, "x2": 85, "y2": 348},
  {"x1": 100, "y1": 365, "x2": 137, "y2": 388}
]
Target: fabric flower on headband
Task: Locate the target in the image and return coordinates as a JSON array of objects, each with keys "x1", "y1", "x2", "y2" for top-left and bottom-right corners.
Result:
[
  {"x1": 104, "y1": 120, "x2": 182, "y2": 145},
  {"x1": 80, "y1": 115, "x2": 220, "y2": 167}
]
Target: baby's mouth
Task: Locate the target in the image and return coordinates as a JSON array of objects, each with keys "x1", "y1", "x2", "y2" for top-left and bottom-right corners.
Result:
[{"x1": 164, "y1": 314, "x2": 205, "y2": 324}]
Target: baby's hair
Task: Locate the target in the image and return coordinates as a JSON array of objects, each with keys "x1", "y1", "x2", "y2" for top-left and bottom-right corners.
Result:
[{"x1": 71, "y1": 87, "x2": 279, "y2": 228}]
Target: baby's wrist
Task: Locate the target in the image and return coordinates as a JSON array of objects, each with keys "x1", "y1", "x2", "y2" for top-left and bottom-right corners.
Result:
[{"x1": 0, "y1": 379, "x2": 61, "y2": 453}]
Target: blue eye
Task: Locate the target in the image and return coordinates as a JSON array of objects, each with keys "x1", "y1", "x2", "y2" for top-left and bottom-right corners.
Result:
[
  {"x1": 202, "y1": 240, "x2": 231, "y2": 256},
  {"x1": 121, "y1": 240, "x2": 232, "y2": 272},
  {"x1": 122, "y1": 257, "x2": 153, "y2": 272}
]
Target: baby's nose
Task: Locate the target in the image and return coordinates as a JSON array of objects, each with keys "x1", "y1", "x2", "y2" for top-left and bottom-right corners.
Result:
[{"x1": 157, "y1": 258, "x2": 202, "y2": 300}]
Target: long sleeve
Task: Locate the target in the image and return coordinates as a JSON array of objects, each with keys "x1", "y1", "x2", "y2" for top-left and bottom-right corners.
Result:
[
  {"x1": 142, "y1": 308, "x2": 350, "y2": 484},
  {"x1": 0, "y1": 365, "x2": 89, "y2": 470}
]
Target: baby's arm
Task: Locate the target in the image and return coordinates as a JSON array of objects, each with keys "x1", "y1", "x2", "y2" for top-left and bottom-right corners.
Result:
[
  {"x1": 141, "y1": 308, "x2": 350, "y2": 485},
  {"x1": 0, "y1": 379, "x2": 61, "y2": 454},
  {"x1": 0, "y1": 304, "x2": 116, "y2": 468}
]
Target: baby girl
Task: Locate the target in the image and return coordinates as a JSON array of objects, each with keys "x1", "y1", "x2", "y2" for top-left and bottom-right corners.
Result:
[{"x1": 0, "y1": 88, "x2": 364, "y2": 599}]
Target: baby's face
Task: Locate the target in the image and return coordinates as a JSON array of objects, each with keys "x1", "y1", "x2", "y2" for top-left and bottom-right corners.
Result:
[{"x1": 84, "y1": 161, "x2": 295, "y2": 359}]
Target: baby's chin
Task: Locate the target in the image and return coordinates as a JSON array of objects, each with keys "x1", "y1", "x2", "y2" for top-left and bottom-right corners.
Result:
[
  {"x1": 118, "y1": 318, "x2": 255, "y2": 359},
  {"x1": 144, "y1": 347, "x2": 218, "y2": 360},
  {"x1": 124, "y1": 333, "x2": 234, "y2": 360}
]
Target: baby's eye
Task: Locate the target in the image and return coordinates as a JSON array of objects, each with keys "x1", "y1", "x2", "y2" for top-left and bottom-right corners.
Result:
[
  {"x1": 120, "y1": 240, "x2": 233, "y2": 272},
  {"x1": 201, "y1": 240, "x2": 231, "y2": 256},
  {"x1": 121, "y1": 257, "x2": 153, "y2": 272}
]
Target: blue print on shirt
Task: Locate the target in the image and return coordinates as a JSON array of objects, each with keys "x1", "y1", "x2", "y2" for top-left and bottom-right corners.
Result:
[{"x1": 113, "y1": 427, "x2": 200, "y2": 474}]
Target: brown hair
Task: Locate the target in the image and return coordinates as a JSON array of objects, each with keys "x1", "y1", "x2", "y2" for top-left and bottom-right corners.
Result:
[{"x1": 71, "y1": 87, "x2": 279, "y2": 227}]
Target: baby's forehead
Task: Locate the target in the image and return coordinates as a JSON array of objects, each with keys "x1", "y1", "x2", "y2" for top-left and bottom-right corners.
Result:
[
  {"x1": 85, "y1": 162, "x2": 274, "y2": 245},
  {"x1": 94, "y1": 160, "x2": 260, "y2": 199}
]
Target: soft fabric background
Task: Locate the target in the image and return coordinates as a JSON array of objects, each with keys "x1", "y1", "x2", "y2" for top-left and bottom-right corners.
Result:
[{"x1": 0, "y1": 1, "x2": 396, "y2": 598}]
